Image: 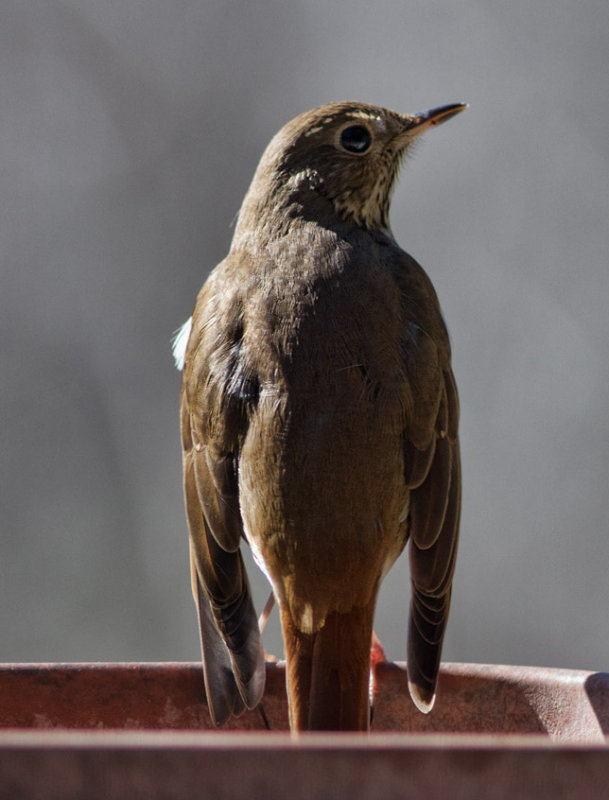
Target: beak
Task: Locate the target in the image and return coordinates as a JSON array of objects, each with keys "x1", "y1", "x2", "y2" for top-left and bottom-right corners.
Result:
[{"x1": 403, "y1": 103, "x2": 468, "y2": 139}]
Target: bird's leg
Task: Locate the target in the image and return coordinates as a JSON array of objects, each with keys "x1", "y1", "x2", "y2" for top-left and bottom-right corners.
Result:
[
  {"x1": 258, "y1": 591, "x2": 275, "y2": 633},
  {"x1": 370, "y1": 630, "x2": 387, "y2": 664},
  {"x1": 258, "y1": 590, "x2": 280, "y2": 663},
  {"x1": 256, "y1": 591, "x2": 278, "y2": 729}
]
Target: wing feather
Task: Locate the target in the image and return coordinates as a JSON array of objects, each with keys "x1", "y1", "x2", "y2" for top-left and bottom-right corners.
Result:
[
  {"x1": 405, "y1": 360, "x2": 461, "y2": 713},
  {"x1": 181, "y1": 341, "x2": 265, "y2": 722}
]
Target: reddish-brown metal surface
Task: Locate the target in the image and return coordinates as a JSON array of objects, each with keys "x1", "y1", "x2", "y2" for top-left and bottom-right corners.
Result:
[
  {"x1": 0, "y1": 662, "x2": 284, "y2": 731},
  {"x1": 1, "y1": 730, "x2": 609, "y2": 800},
  {"x1": 0, "y1": 662, "x2": 608, "y2": 799},
  {"x1": 1, "y1": 661, "x2": 607, "y2": 738}
]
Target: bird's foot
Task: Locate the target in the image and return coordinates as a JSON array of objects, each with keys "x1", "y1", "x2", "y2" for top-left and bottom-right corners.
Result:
[{"x1": 369, "y1": 630, "x2": 387, "y2": 724}]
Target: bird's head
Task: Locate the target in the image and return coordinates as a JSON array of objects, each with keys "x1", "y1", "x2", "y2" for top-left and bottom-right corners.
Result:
[{"x1": 234, "y1": 101, "x2": 467, "y2": 240}]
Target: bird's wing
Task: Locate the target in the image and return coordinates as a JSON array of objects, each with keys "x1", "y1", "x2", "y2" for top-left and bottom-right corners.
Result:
[
  {"x1": 180, "y1": 278, "x2": 265, "y2": 725},
  {"x1": 403, "y1": 321, "x2": 461, "y2": 713}
]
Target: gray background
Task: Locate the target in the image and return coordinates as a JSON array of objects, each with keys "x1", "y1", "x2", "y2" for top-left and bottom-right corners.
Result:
[{"x1": 2, "y1": 0, "x2": 608, "y2": 675}]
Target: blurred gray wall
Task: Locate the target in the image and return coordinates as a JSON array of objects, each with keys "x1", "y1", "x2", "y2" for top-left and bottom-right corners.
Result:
[{"x1": 1, "y1": 0, "x2": 608, "y2": 672}]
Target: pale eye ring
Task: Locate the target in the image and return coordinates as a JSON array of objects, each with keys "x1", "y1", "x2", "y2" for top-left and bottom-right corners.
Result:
[{"x1": 339, "y1": 125, "x2": 372, "y2": 154}]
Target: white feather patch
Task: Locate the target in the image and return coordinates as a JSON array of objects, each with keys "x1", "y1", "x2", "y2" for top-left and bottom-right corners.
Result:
[{"x1": 171, "y1": 317, "x2": 192, "y2": 371}]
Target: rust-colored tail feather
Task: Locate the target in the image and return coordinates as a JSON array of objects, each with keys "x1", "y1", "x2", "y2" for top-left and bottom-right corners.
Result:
[{"x1": 281, "y1": 603, "x2": 376, "y2": 731}]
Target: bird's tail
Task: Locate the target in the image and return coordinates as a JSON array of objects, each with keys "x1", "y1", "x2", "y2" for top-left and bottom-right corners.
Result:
[{"x1": 280, "y1": 602, "x2": 376, "y2": 731}]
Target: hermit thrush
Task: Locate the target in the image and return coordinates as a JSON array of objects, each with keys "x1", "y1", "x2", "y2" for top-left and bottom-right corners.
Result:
[{"x1": 175, "y1": 100, "x2": 466, "y2": 730}]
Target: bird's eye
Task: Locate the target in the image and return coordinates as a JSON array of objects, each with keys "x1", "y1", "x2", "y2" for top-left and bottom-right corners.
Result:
[{"x1": 339, "y1": 125, "x2": 372, "y2": 154}]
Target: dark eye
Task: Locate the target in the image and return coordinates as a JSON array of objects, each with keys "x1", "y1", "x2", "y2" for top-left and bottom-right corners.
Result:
[{"x1": 339, "y1": 125, "x2": 372, "y2": 154}]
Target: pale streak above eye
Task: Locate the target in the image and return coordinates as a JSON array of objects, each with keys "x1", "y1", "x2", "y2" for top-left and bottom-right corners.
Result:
[
  {"x1": 346, "y1": 111, "x2": 382, "y2": 123},
  {"x1": 304, "y1": 125, "x2": 323, "y2": 137}
]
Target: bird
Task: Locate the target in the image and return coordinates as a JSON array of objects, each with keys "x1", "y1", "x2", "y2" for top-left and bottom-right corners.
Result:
[{"x1": 174, "y1": 100, "x2": 465, "y2": 731}]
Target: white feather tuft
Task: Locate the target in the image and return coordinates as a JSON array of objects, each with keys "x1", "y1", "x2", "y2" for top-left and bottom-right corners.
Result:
[{"x1": 171, "y1": 317, "x2": 192, "y2": 371}]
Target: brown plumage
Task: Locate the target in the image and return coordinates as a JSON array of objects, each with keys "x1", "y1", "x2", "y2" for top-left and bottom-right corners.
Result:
[{"x1": 176, "y1": 100, "x2": 466, "y2": 731}]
